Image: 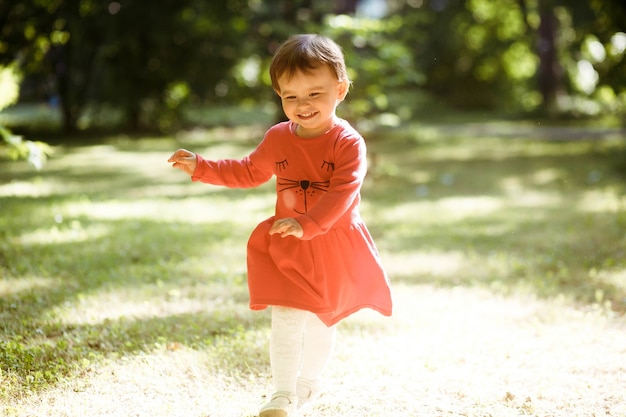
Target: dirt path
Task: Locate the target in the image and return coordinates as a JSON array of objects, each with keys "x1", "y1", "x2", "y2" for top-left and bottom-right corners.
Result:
[
  {"x1": 323, "y1": 284, "x2": 626, "y2": 416},
  {"x1": 8, "y1": 283, "x2": 626, "y2": 417}
]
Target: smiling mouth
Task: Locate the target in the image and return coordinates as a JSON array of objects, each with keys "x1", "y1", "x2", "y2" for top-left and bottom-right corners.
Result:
[{"x1": 298, "y1": 112, "x2": 317, "y2": 120}]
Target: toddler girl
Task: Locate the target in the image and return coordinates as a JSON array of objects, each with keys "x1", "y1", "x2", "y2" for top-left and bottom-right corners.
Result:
[{"x1": 168, "y1": 33, "x2": 392, "y2": 417}]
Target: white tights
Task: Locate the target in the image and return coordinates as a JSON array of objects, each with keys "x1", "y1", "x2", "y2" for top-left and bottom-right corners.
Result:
[{"x1": 269, "y1": 306, "x2": 337, "y2": 393}]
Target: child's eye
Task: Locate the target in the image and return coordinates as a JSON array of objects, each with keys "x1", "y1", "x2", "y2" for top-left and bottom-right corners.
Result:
[
  {"x1": 284, "y1": 96, "x2": 296, "y2": 101},
  {"x1": 309, "y1": 92, "x2": 320, "y2": 97}
]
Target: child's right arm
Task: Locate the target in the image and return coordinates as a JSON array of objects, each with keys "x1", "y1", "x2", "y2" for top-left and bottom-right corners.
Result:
[{"x1": 168, "y1": 142, "x2": 274, "y2": 188}]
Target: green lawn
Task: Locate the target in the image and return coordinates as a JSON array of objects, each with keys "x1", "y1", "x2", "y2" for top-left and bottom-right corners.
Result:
[{"x1": 1, "y1": 121, "x2": 626, "y2": 416}]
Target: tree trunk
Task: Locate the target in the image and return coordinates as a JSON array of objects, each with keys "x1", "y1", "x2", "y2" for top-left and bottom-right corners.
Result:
[
  {"x1": 334, "y1": 0, "x2": 358, "y2": 15},
  {"x1": 536, "y1": 3, "x2": 560, "y2": 114},
  {"x1": 52, "y1": 44, "x2": 78, "y2": 134},
  {"x1": 61, "y1": 102, "x2": 79, "y2": 133}
]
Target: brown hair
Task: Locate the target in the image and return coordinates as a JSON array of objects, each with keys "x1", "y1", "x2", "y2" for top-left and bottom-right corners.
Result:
[{"x1": 269, "y1": 34, "x2": 350, "y2": 93}]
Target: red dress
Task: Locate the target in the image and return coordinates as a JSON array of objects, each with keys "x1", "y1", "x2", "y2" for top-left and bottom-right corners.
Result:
[{"x1": 191, "y1": 119, "x2": 392, "y2": 326}]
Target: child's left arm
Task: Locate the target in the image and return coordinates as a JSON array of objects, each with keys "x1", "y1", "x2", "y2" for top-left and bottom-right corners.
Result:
[{"x1": 294, "y1": 134, "x2": 367, "y2": 240}]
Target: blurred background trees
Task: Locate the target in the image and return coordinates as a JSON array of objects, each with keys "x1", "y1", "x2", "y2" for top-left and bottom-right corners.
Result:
[{"x1": 0, "y1": 0, "x2": 624, "y2": 136}]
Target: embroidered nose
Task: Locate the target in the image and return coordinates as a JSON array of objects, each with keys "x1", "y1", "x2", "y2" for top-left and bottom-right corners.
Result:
[{"x1": 300, "y1": 180, "x2": 310, "y2": 190}]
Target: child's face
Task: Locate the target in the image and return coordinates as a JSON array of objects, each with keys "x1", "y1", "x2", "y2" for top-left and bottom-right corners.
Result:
[{"x1": 276, "y1": 65, "x2": 348, "y2": 138}]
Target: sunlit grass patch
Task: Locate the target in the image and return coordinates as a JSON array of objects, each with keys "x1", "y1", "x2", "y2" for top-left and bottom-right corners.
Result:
[
  {"x1": 2, "y1": 122, "x2": 626, "y2": 416},
  {"x1": 0, "y1": 277, "x2": 60, "y2": 297},
  {"x1": 363, "y1": 130, "x2": 626, "y2": 313},
  {"x1": 314, "y1": 282, "x2": 626, "y2": 417},
  {"x1": 0, "y1": 138, "x2": 276, "y2": 403}
]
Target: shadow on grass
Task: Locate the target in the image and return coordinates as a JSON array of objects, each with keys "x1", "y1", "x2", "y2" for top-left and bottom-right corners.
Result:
[
  {"x1": 0, "y1": 206, "x2": 269, "y2": 397},
  {"x1": 0, "y1": 128, "x2": 277, "y2": 398},
  {"x1": 366, "y1": 151, "x2": 625, "y2": 204},
  {"x1": 2, "y1": 128, "x2": 626, "y2": 400},
  {"x1": 363, "y1": 139, "x2": 626, "y2": 312},
  {"x1": 379, "y1": 211, "x2": 626, "y2": 311},
  {"x1": 0, "y1": 214, "x2": 254, "y2": 323},
  {"x1": 1, "y1": 309, "x2": 270, "y2": 395}
]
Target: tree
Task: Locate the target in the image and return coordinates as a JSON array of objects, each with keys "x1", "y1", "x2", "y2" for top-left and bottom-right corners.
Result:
[
  {"x1": 396, "y1": 0, "x2": 541, "y2": 112},
  {"x1": 557, "y1": 0, "x2": 626, "y2": 118},
  {"x1": 0, "y1": 0, "x2": 251, "y2": 132},
  {"x1": 3, "y1": 0, "x2": 625, "y2": 133},
  {"x1": 98, "y1": 0, "x2": 252, "y2": 131},
  {"x1": 0, "y1": 65, "x2": 51, "y2": 168},
  {"x1": 391, "y1": 0, "x2": 626, "y2": 117},
  {"x1": 535, "y1": 1, "x2": 561, "y2": 113}
]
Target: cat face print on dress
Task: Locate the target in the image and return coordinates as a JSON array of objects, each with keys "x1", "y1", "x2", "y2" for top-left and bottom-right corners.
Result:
[{"x1": 276, "y1": 159, "x2": 334, "y2": 214}]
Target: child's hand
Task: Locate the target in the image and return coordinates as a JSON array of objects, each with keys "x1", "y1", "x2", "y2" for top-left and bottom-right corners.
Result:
[
  {"x1": 168, "y1": 149, "x2": 197, "y2": 176},
  {"x1": 269, "y1": 218, "x2": 304, "y2": 238}
]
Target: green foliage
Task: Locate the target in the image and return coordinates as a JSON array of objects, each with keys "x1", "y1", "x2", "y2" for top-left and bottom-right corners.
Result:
[
  {"x1": 396, "y1": 0, "x2": 538, "y2": 111},
  {"x1": 0, "y1": 65, "x2": 52, "y2": 169},
  {"x1": 1, "y1": 0, "x2": 625, "y2": 131},
  {"x1": 96, "y1": 0, "x2": 252, "y2": 131},
  {"x1": 324, "y1": 14, "x2": 424, "y2": 123},
  {"x1": 0, "y1": 66, "x2": 20, "y2": 111},
  {"x1": 1, "y1": 0, "x2": 254, "y2": 132},
  {"x1": 0, "y1": 125, "x2": 53, "y2": 169}
]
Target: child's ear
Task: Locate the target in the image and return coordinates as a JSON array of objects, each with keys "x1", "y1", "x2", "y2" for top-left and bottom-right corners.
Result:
[{"x1": 337, "y1": 80, "x2": 349, "y2": 101}]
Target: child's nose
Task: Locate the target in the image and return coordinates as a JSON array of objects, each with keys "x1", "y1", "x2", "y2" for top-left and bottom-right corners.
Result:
[{"x1": 296, "y1": 97, "x2": 312, "y2": 107}]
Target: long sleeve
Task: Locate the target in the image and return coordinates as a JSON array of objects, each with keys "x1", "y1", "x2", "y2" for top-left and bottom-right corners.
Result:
[
  {"x1": 191, "y1": 139, "x2": 274, "y2": 188},
  {"x1": 295, "y1": 133, "x2": 366, "y2": 240}
]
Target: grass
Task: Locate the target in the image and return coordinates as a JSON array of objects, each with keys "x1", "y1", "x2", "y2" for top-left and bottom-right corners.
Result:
[{"x1": 1, "y1": 120, "x2": 626, "y2": 416}]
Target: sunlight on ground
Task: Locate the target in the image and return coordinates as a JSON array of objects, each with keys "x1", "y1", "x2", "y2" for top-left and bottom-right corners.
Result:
[
  {"x1": 498, "y1": 176, "x2": 564, "y2": 206},
  {"x1": 0, "y1": 276, "x2": 60, "y2": 297},
  {"x1": 381, "y1": 250, "x2": 469, "y2": 280},
  {"x1": 591, "y1": 268, "x2": 626, "y2": 301},
  {"x1": 6, "y1": 347, "x2": 266, "y2": 417},
  {"x1": 4, "y1": 131, "x2": 626, "y2": 416},
  {"x1": 370, "y1": 197, "x2": 503, "y2": 224},
  {"x1": 53, "y1": 288, "x2": 208, "y2": 325},
  {"x1": 50, "y1": 282, "x2": 249, "y2": 326},
  {"x1": 370, "y1": 190, "x2": 564, "y2": 225},
  {"x1": 577, "y1": 189, "x2": 625, "y2": 212},
  {"x1": 15, "y1": 221, "x2": 109, "y2": 245},
  {"x1": 10, "y1": 283, "x2": 625, "y2": 417},
  {"x1": 325, "y1": 284, "x2": 626, "y2": 417},
  {"x1": 0, "y1": 179, "x2": 54, "y2": 197},
  {"x1": 60, "y1": 196, "x2": 273, "y2": 224}
]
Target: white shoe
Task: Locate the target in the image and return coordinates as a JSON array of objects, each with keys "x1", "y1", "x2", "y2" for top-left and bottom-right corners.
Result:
[
  {"x1": 259, "y1": 391, "x2": 298, "y2": 417},
  {"x1": 296, "y1": 378, "x2": 321, "y2": 409}
]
